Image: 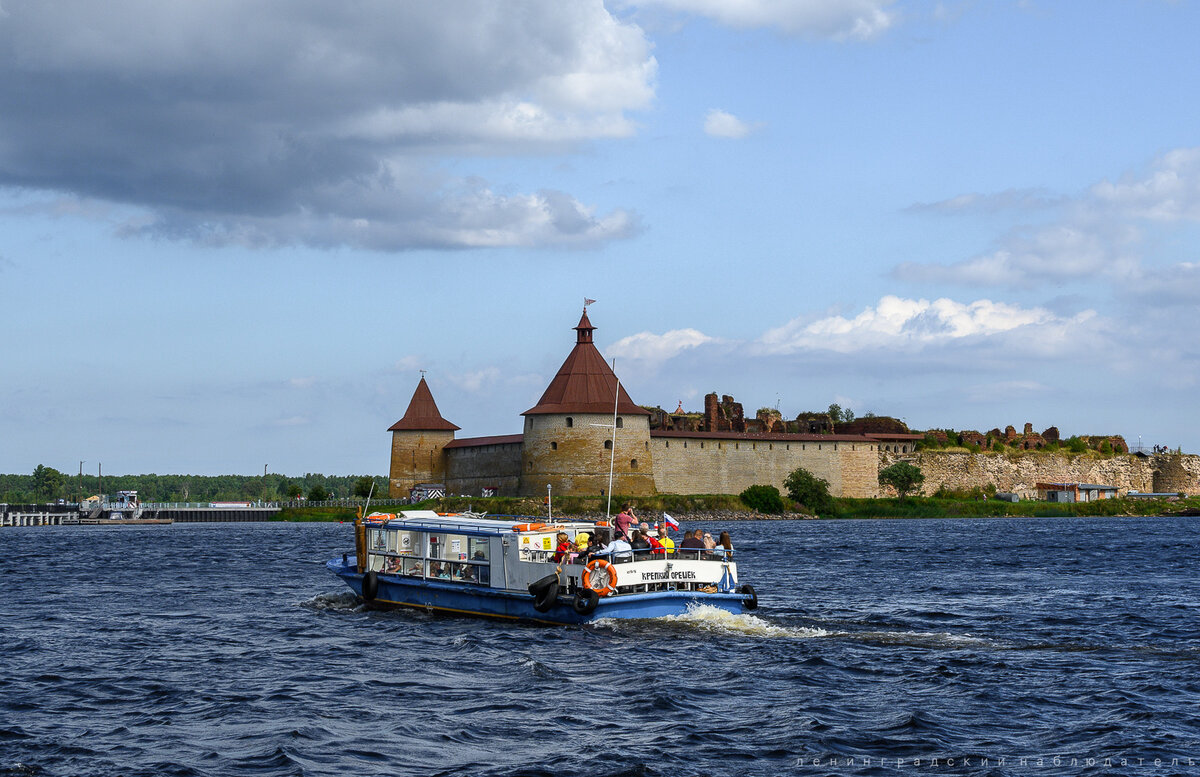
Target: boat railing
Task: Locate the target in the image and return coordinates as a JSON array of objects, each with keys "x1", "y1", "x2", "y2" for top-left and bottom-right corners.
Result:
[{"x1": 523, "y1": 547, "x2": 733, "y2": 564}]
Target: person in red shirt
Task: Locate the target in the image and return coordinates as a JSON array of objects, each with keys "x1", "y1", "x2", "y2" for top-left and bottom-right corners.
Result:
[
  {"x1": 646, "y1": 531, "x2": 665, "y2": 557},
  {"x1": 552, "y1": 531, "x2": 573, "y2": 563}
]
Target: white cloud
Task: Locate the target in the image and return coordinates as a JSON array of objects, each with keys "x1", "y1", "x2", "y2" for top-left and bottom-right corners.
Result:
[
  {"x1": 1090, "y1": 147, "x2": 1200, "y2": 222},
  {"x1": 606, "y1": 328, "x2": 716, "y2": 361},
  {"x1": 756, "y1": 295, "x2": 1096, "y2": 354},
  {"x1": 703, "y1": 109, "x2": 759, "y2": 139},
  {"x1": 0, "y1": 1, "x2": 655, "y2": 251},
  {"x1": 449, "y1": 367, "x2": 502, "y2": 393},
  {"x1": 894, "y1": 150, "x2": 1200, "y2": 289},
  {"x1": 627, "y1": 0, "x2": 895, "y2": 40}
]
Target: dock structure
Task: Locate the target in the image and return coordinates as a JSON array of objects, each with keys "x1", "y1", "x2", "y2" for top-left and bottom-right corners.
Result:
[
  {"x1": 1, "y1": 501, "x2": 281, "y2": 527},
  {"x1": 1, "y1": 510, "x2": 71, "y2": 527}
]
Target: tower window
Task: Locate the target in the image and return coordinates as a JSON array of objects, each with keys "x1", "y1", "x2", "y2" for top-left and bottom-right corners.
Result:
[
  {"x1": 604, "y1": 440, "x2": 612, "y2": 450},
  {"x1": 550, "y1": 442, "x2": 558, "y2": 451},
  {"x1": 630, "y1": 459, "x2": 638, "y2": 469},
  {"x1": 616, "y1": 417, "x2": 624, "y2": 429},
  {"x1": 566, "y1": 417, "x2": 573, "y2": 428}
]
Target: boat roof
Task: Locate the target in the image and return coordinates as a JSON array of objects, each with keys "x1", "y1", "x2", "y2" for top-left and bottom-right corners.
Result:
[{"x1": 364, "y1": 510, "x2": 596, "y2": 537}]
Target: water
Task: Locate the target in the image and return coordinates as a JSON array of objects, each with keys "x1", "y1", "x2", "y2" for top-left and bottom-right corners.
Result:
[{"x1": 2, "y1": 517, "x2": 1199, "y2": 776}]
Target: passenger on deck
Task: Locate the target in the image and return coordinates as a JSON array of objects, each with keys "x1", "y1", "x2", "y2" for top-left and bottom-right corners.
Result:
[
  {"x1": 457, "y1": 563, "x2": 477, "y2": 582},
  {"x1": 597, "y1": 530, "x2": 632, "y2": 561},
  {"x1": 646, "y1": 530, "x2": 665, "y2": 557},
  {"x1": 429, "y1": 561, "x2": 449, "y2": 579},
  {"x1": 657, "y1": 526, "x2": 675, "y2": 556},
  {"x1": 702, "y1": 532, "x2": 716, "y2": 550},
  {"x1": 681, "y1": 527, "x2": 705, "y2": 551},
  {"x1": 553, "y1": 531, "x2": 572, "y2": 563},
  {"x1": 630, "y1": 529, "x2": 651, "y2": 556},
  {"x1": 383, "y1": 556, "x2": 403, "y2": 573},
  {"x1": 614, "y1": 503, "x2": 637, "y2": 540},
  {"x1": 716, "y1": 530, "x2": 734, "y2": 560}
]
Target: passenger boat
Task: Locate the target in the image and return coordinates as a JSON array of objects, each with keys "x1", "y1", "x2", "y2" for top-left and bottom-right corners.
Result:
[{"x1": 327, "y1": 510, "x2": 758, "y2": 624}]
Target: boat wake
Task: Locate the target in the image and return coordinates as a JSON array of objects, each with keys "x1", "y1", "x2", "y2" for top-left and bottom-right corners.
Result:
[
  {"x1": 598, "y1": 604, "x2": 832, "y2": 639},
  {"x1": 298, "y1": 591, "x2": 364, "y2": 613}
]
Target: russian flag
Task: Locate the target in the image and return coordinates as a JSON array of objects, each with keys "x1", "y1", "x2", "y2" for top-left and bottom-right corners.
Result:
[{"x1": 663, "y1": 513, "x2": 680, "y2": 531}]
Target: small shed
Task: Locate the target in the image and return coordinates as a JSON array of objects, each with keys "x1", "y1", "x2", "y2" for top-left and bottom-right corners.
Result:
[{"x1": 1036, "y1": 482, "x2": 1119, "y2": 503}]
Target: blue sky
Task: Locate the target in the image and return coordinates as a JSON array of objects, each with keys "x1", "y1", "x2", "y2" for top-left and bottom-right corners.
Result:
[{"x1": 3, "y1": 0, "x2": 1199, "y2": 476}]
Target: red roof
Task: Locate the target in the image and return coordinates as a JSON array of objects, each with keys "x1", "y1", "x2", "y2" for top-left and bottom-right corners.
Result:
[
  {"x1": 523, "y1": 310, "x2": 649, "y2": 416},
  {"x1": 387, "y1": 377, "x2": 460, "y2": 431},
  {"x1": 444, "y1": 434, "x2": 524, "y2": 449}
]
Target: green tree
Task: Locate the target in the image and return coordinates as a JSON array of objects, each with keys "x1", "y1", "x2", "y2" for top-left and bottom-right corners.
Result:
[
  {"x1": 739, "y1": 484, "x2": 784, "y2": 514},
  {"x1": 286, "y1": 482, "x2": 304, "y2": 498},
  {"x1": 878, "y1": 461, "x2": 925, "y2": 500},
  {"x1": 827, "y1": 403, "x2": 843, "y2": 423},
  {"x1": 308, "y1": 485, "x2": 329, "y2": 502},
  {"x1": 1066, "y1": 436, "x2": 1088, "y2": 454},
  {"x1": 353, "y1": 476, "x2": 376, "y2": 499},
  {"x1": 32, "y1": 464, "x2": 64, "y2": 501},
  {"x1": 784, "y1": 467, "x2": 835, "y2": 515}
]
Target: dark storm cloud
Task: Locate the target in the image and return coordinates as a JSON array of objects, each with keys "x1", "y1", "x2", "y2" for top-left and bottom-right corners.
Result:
[{"x1": 0, "y1": 1, "x2": 653, "y2": 249}]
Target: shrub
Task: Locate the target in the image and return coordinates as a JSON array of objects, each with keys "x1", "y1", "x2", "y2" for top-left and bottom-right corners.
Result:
[
  {"x1": 879, "y1": 461, "x2": 925, "y2": 499},
  {"x1": 784, "y1": 467, "x2": 835, "y2": 515},
  {"x1": 740, "y1": 484, "x2": 784, "y2": 514},
  {"x1": 307, "y1": 485, "x2": 329, "y2": 502}
]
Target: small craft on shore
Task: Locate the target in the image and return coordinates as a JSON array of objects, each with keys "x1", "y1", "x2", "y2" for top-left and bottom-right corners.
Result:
[{"x1": 327, "y1": 510, "x2": 757, "y2": 624}]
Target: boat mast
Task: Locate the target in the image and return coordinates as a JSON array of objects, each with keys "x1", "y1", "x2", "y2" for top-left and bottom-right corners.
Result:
[{"x1": 605, "y1": 371, "x2": 619, "y2": 521}]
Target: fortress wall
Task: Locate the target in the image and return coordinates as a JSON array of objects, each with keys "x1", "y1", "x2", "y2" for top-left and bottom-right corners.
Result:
[
  {"x1": 445, "y1": 442, "x2": 523, "y2": 496},
  {"x1": 896, "y1": 451, "x2": 1200, "y2": 496},
  {"x1": 650, "y1": 438, "x2": 880, "y2": 498},
  {"x1": 520, "y1": 413, "x2": 657, "y2": 496}
]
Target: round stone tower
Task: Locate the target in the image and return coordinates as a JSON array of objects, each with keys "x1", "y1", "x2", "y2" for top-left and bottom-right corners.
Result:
[
  {"x1": 387, "y1": 376, "x2": 460, "y2": 498},
  {"x1": 520, "y1": 310, "x2": 657, "y2": 497}
]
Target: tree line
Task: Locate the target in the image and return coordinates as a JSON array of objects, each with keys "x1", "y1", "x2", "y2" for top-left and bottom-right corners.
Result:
[{"x1": 1, "y1": 467, "x2": 389, "y2": 504}]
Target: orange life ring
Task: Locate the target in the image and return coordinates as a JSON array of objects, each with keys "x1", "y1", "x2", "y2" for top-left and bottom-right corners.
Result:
[
  {"x1": 582, "y1": 559, "x2": 619, "y2": 596},
  {"x1": 511, "y1": 522, "x2": 547, "y2": 532}
]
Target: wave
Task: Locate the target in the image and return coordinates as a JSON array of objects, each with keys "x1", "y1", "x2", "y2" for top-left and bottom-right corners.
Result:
[{"x1": 296, "y1": 591, "x2": 363, "y2": 613}]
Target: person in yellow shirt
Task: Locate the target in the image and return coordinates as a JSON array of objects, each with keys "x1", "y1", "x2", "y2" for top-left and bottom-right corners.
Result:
[{"x1": 656, "y1": 526, "x2": 675, "y2": 555}]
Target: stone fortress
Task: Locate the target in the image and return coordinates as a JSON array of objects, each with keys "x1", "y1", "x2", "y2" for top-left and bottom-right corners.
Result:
[
  {"x1": 388, "y1": 310, "x2": 906, "y2": 500},
  {"x1": 388, "y1": 309, "x2": 1200, "y2": 501}
]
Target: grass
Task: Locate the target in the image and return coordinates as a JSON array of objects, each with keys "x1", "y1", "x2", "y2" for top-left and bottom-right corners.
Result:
[{"x1": 270, "y1": 493, "x2": 1200, "y2": 522}]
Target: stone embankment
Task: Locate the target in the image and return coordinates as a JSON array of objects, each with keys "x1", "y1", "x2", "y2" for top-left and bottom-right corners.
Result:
[{"x1": 883, "y1": 451, "x2": 1200, "y2": 497}]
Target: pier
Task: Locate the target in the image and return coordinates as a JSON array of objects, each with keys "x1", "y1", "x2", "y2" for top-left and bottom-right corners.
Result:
[{"x1": 1, "y1": 501, "x2": 281, "y2": 527}]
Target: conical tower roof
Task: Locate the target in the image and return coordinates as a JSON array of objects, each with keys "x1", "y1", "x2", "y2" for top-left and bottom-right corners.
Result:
[
  {"x1": 388, "y1": 377, "x2": 460, "y2": 431},
  {"x1": 523, "y1": 310, "x2": 648, "y2": 416}
]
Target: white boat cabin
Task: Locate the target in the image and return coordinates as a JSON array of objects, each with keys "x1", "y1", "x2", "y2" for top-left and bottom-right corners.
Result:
[{"x1": 362, "y1": 510, "x2": 738, "y2": 595}]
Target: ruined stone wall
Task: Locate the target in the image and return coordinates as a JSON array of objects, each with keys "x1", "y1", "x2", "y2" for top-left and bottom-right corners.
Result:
[
  {"x1": 445, "y1": 442, "x2": 522, "y2": 496},
  {"x1": 651, "y1": 437, "x2": 879, "y2": 498},
  {"x1": 887, "y1": 451, "x2": 1200, "y2": 497}
]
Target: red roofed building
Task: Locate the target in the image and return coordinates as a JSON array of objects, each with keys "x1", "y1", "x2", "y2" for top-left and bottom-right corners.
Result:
[{"x1": 386, "y1": 310, "x2": 883, "y2": 499}]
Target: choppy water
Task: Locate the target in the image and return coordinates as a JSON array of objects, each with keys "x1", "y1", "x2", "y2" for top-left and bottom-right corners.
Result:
[{"x1": 3, "y1": 517, "x2": 1200, "y2": 776}]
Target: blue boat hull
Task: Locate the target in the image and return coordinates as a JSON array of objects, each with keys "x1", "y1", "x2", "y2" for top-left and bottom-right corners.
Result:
[{"x1": 327, "y1": 558, "x2": 751, "y2": 625}]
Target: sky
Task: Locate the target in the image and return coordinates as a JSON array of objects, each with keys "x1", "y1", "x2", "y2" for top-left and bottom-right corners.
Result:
[{"x1": 3, "y1": 0, "x2": 1200, "y2": 477}]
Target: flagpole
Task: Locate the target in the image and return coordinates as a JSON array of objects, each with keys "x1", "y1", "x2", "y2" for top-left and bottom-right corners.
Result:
[{"x1": 605, "y1": 374, "x2": 618, "y2": 522}]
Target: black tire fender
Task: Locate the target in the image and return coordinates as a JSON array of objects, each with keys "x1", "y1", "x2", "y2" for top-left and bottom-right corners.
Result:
[
  {"x1": 740, "y1": 583, "x2": 757, "y2": 610},
  {"x1": 532, "y1": 580, "x2": 560, "y2": 613},
  {"x1": 362, "y1": 570, "x2": 379, "y2": 602},
  {"x1": 572, "y1": 588, "x2": 599, "y2": 616}
]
